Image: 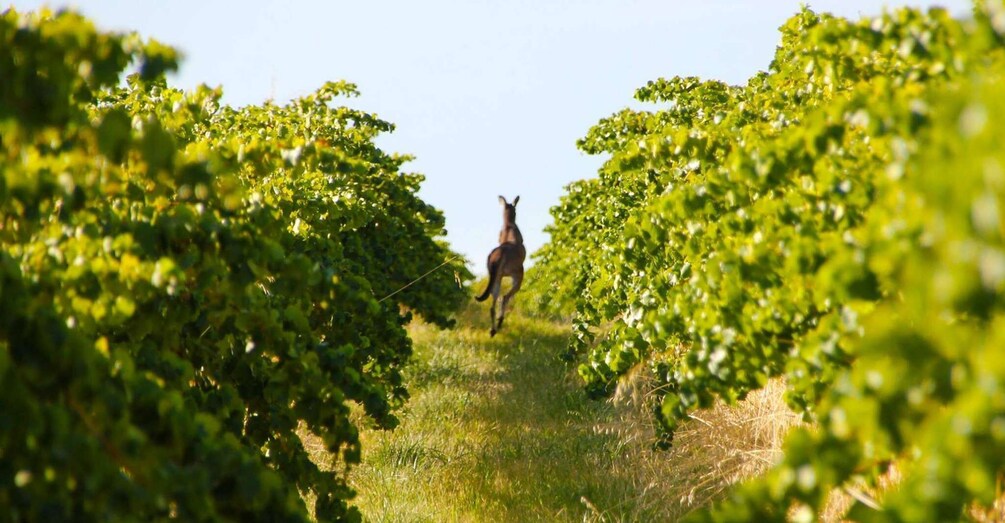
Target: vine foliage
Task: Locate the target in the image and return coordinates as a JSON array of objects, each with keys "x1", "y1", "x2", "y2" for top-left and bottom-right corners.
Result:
[
  {"x1": 1, "y1": 8, "x2": 470, "y2": 521},
  {"x1": 532, "y1": 2, "x2": 1005, "y2": 519}
]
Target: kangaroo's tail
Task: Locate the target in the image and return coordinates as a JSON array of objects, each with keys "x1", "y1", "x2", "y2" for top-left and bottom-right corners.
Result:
[{"x1": 475, "y1": 258, "x2": 500, "y2": 302}]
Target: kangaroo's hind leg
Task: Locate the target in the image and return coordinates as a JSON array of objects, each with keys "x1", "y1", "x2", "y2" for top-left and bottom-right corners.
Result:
[
  {"x1": 497, "y1": 269, "x2": 523, "y2": 333},
  {"x1": 489, "y1": 276, "x2": 503, "y2": 337}
]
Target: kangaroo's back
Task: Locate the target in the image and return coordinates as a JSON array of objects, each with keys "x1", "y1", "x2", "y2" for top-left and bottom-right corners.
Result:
[{"x1": 497, "y1": 195, "x2": 523, "y2": 245}]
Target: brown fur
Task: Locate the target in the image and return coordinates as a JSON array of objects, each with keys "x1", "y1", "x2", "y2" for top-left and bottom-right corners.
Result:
[{"x1": 475, "y1": 196, "x2": 526, "y2": 336}]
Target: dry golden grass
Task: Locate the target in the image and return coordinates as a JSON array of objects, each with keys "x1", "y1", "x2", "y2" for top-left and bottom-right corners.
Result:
[
  {"x1": 818, "y1": 462, "x2": 1005, "y2": 522},
  {"x1": 969, "y1": 485, "x2": 1005, "y2": 523},
  {"x1": 647, "y1": 380, "x2": 799, "y2": 515},
  {"x1": 604, "y1": 370, "x2": 801, "y2": 520}
]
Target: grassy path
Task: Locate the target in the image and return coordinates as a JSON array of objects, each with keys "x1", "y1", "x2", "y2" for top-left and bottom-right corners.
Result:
[{"x1": 338, "y1": 304, "x2": 794, "y2": 522}]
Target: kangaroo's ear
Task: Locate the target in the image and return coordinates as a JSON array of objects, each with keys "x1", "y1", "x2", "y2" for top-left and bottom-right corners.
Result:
[
  {"x1": 513, "y1": 195, "x2": 520, "y2": 206},
  {"x1": 498, "y1": 195, "x2": 507, "y2": 206}
]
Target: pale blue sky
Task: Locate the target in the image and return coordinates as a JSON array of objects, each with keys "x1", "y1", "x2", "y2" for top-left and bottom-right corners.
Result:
[{"x1": 11, "y1": 1, "x2": 972, "y2": 272}]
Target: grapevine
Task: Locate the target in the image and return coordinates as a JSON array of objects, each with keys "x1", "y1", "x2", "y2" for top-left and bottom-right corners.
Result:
[
  {"x1": 1, "y1": 8, "x2": 470, "y2": 521},
  {"x1": 533, "y1": 2, "x2": 1005, "y2": 518}
]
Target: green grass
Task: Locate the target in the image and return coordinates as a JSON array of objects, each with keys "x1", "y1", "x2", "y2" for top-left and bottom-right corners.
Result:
[
  {"x1": 305, "y1": 298, "x2": 1005, "y2": 523},
  {"x1": 323, "y1": 301, "x2": 798, "y2": 522}
]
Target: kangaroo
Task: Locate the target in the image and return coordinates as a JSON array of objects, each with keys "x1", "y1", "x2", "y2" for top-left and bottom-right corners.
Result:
[{"x1": 475, "y1": 195, "x2": 526, "y2": 336}]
